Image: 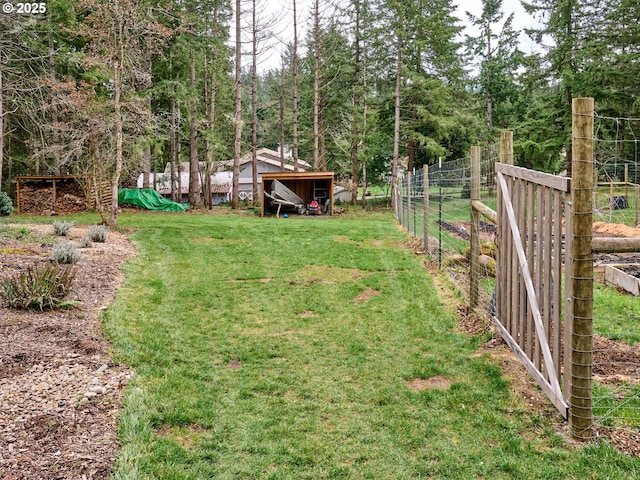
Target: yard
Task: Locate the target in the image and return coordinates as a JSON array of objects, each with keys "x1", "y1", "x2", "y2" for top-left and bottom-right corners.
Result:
[{"x1": 1, "y1": 210, "x2": 639, "y2": 479}]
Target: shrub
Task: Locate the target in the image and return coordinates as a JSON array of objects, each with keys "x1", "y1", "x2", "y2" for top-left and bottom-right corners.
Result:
[
  {"x1": 86, "y1": 225, "x2": 107, "y2": 243},
  {"x1": 1, "y1": 262, "x2": 77, "y2": 310},
  {"x1": 53, "y1": 241, "x2": 81, "y2": 264},
  {"x1": 0, "y1": 192, "x2": 13, "y2": 216},
  {"x1": 53, "y1": 221, "x2": 74, "y2": 236},
  {"x1": 79, "y1": 236, "x2": 92, "y2": 248}
]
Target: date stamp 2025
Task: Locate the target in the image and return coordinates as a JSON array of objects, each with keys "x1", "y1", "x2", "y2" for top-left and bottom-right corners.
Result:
[{"x1": 2, "y1": 2, "x2": 47, "y2": 14}]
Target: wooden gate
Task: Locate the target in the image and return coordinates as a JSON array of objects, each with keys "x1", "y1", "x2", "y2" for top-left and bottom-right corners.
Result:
[{"x1": 494, "y1": 163, "x2": 570, "y2": 418}]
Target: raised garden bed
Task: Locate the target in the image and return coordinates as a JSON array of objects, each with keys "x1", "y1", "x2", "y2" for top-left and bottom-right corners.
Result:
[{"x1": 604, "y1": 263, "x2": 640, "y2": 296}]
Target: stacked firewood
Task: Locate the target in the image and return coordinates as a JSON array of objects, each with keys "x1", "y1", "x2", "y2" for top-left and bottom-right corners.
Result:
[{"x1": 20, "y1": 180, "x2": 88, "y2": 214}]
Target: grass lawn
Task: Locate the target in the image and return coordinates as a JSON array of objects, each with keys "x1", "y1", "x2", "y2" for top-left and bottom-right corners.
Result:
[{"x1": 58, "y1": 210, "x2": 638, "y2": 479}]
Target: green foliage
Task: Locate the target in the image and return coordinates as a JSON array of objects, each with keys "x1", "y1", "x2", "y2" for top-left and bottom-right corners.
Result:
[
  {"x1": 1, "y1": 262, "x2": 77, "y2": 311},
  {"x1": 53, "y1": 221, "x2": 74, "y2": 236},
  {"x1": 0, "y1": 192, "x2": 13, "y2": 216},
  {"x1": 52, "y1": 241, "x2": 81, "y2": 264},
  {"x1": 87, "y1": 225, "x2": 107, "y2": 243},
  {"x1": 80, "y1": 236, "x2": 92, "y2": 248},
  {"x1": 0, "y1": 226, "x2": 32, "y2": 241}
]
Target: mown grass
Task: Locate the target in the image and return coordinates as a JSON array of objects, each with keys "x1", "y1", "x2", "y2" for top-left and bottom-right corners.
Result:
[
  {"x1": 93, "y1": 210, "x2": 640, "y2": 479},
  {"x1": 594, "y1": 281, "x2": 640, "y2": 345},
  {"x1": 5, "y1": 209, "x2": 640, "y2": 477}
]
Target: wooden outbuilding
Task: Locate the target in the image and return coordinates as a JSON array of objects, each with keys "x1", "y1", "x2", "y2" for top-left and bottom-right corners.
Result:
[{"x1": 261, "y1": 171, "x2": 334, "y2": 217}]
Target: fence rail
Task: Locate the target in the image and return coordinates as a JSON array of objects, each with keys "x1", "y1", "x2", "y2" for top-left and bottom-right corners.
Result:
[{"x1": 395, "y1": 98, "x2": 640, "y2": 444}]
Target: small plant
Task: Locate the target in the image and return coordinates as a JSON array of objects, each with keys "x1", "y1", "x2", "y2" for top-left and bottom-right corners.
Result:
[
  {"x1": 0, "y1": 192, "x2": 13, "y2": 216},
  {"x1": 52, "y1": 241, "x2": 81, "y2": 264},
  {"x1": 53, "y1": 221, "x2": 74, "y2": 236},
  {"x1": 86, "y1": 225, "x2": 107, "y2": 243},
  {"x1": 79, "y1": 236, "x2": 92, "y2": 248},
  {"x1": 1, "y1": 262, "x2": 77, "y2": 311}
]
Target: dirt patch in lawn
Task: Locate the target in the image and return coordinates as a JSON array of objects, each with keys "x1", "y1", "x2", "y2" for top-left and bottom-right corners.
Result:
[
  {"x1": 406, "y1": 376, "x2": 451, "y2": 392},
  {"x1": 352, "y1": 287, "x2": 380, "y2": 304},
  {"x1": 0, "y1": 223, "x2": 137, "y2": 479},
  {"x1": 293, "y1": 265, "x2": 366, "y2": 284}
]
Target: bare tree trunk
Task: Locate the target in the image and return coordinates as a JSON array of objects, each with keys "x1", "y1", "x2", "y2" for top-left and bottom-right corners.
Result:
[
  {"x1": 170, "y1": 97, "x2": 178, "y2": 202},
  {"x1": 407, "y1": 104, "x2": 416, "y2": 172},
  {"x1": 188, "y1": 50, "x2": 202, "y2": 208},
  {"x1": 320, "y1": 107, "x2": 326, "y2": 171},
  {"x1": 48, "y1": 26, "x2": 61, "y2": 175},
  {"x1": 292, "y1": 0, "x2": 299, "y2": 170},
  {"x1": 312, "y1": 0, "x2": 320, "y2": 171},
  {"x1": 251, "y1": 0, "x2": 259, "y2": 205},
  {"x1": 143, "y1": 38, "x2": 152, "y2": 188},
  {"x1": 391, "y1": 33, "x2": 402, "y2": 211},
  {"x1": 361, "y1": 43, "x2": 368, "y2": 210},
  {"x1": 204, "y1": 52, "x2": 217, "y2": 210},
  {"x1": 177, "y1": 103, "x2": 183, "y2": 202},
  {"x1": 232, "y1": 0, "x2": 242, "y2": 209},
  {"x1": 486, "y1": 23, "x2": 493, "y2": 133},
  {"x1": 350, "y1": 1, "x2": 361, "y2": 206},
  {"x1": 279, "y1": 57, "x2": 285, "y2": 172},
  {"x1": 108, "y1": 5, "x2": 125, "y2": 227},
  {"x1": 0, "y1": 68, "x2": 4, "y2": 193}
]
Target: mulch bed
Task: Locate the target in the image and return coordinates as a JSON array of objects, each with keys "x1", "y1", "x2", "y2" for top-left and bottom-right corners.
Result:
[{"x1": 0, "y1": 224, "x2": 137, "y2": 479}]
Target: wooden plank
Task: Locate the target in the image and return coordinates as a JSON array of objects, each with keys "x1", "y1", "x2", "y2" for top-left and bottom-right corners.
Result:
[
  {"x1": 517, "y1": 178, "x2": 526, "y2": 348},
  {"x1": 564, "y1": 197, "x2": 573, "y2": 400},
  {"x1": 604, "y1": 264, "x2": 640, "y2": 296},
  {"x1": 493, "y1": 316, "x2": 569, "y2": 419},
  {"x1": 497, "y1": 171, "x2": 564, "y2": 399},
  {"x1": 526, "y1": 182, "x2": 535, "y2": 359},
  {"x1": 496, "y1": 176, "x2": 505, "y2": 321},
  {"x1": 535, "y1": 185, "x2": 544, "y2": 370},
  {"x1": 497, "y1": 163, "x2": 570, "y2": 192},
  {"x1": 543, "y1": 186, "x2": 554, "y2": 381},
  {"x1": 509, "y1": 175, "x2": 518, "y2": 338},
  {"x1": 552, "y1": 190, "x2": 563, "y2": 380}
]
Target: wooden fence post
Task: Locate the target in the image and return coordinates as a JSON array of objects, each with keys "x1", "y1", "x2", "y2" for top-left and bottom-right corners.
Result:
[
  {"x1": 570, "y1": 98, "x2": 594, "y2": 440},
  {"x1": 497, "y1": 131, "x2": 513, "y2": 322},
  {"x1": 407, "y1": 171, "x2": 412, "y2": 235},
  {"x1": 423, "y1": 165, "x2": 429, "y2": 251},
  {"x1": 470, "y1": 146, "x2": 481, "y2": 309},
  {"x1": 500, "y1": 131, "x2": 513, "y2": 166}
]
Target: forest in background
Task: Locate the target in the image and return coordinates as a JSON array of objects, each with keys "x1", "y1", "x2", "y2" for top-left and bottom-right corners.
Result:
[{"x1": 0, "y1": 0, "x2": 639, "y2": 223}]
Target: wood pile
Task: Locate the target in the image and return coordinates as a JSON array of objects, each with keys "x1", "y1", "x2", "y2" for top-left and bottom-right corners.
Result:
[{"x1": 19, "y1": 179, "x2": 88, "y2": 214}]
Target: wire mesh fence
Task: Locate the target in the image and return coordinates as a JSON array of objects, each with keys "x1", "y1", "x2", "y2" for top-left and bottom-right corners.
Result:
[
  {"x1": 396, "y1": 153, "x2": 498, "y2": 307},
  {"x1": 592, "y1": 113, "x2": 640, "y2": 434},
  {"x1": 394, "y1": 110, "x2": 640, "y2": 442}
]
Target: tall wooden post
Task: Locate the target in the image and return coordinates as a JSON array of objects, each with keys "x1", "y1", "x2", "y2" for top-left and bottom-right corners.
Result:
[
  {"x1": 500, "y1": 131, "x2": 513, "y2": 166},
  {"x1": 423, "y1": 165, "x2": 429, "y2": 251},
  {"x1": 570, "y1": 98, "x2": 594, "y2": 440},
  {"x1": 497, "y1": 131, "x2": 513, "y2": 322},
  {"x1": 470, "y1": 146, "x2": 481, "y2": 309},
  {"x1": 407, "y1": 171, "x2": 412, "y2": 234}
]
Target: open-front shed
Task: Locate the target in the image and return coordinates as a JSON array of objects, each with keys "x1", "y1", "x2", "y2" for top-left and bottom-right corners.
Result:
[{"x1": 261, "y1": 171, "x2": 334, "y2": 217}]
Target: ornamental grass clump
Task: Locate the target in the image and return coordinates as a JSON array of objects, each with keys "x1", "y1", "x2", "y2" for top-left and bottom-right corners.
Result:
[
  {"x1": 1, "y1": 262, "x2": 77, "y2": 311},
  {"x1": 53, "y1": 241, "x2": 81, "y2": 264},
  {"x1": 86, "y1": 225, "x2": 107, "y2": 243},
  {"x1": 53, "y1": 221, "x2": 74, "y2": 236}
]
